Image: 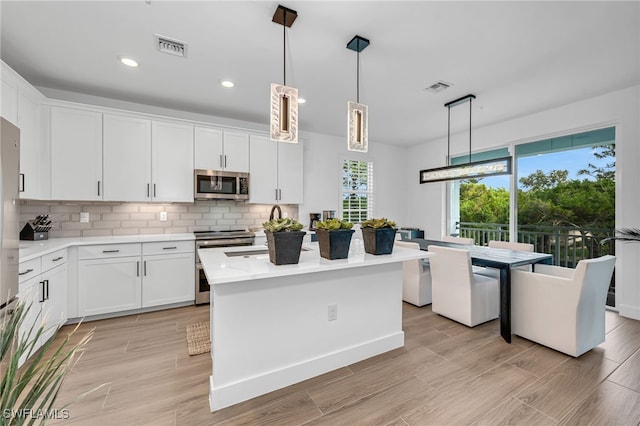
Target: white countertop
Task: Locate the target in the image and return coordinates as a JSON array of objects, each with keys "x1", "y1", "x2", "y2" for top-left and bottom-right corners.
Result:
[
  {"x1": 19, "y1": 233, "x2": 195, "y2": 262},
  {"x1": 198, "y1": 242, "x2": 432, "y2": 284}
]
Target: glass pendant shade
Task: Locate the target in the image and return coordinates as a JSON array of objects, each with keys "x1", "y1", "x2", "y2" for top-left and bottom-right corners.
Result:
[
  {"x1": 348, "y1": 101, "x2": 368, "y2": 152},
  {"x1": 270, "y1": 83, "x2": 298, "y2": 143}
]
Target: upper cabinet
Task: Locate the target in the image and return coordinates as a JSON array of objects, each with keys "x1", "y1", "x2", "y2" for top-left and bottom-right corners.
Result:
[
  {"x1": 103, "y1": 114, "x2": 152, "y2": 201},
  {"x1": 1, "y1": 61, "x2": 47, "y2": 200},
  {"x1": 151, "y1": 121, "x2": 194, "y2": 202},
  {"x1": 50, "y1": 106, "x2": 103, "y2": 201},
  {"x1": 248, "y1": 135, "x2": 303, "y2": 204},
  {"x1": 194, "y1": 127, "x2": 249, "y2": 172}
]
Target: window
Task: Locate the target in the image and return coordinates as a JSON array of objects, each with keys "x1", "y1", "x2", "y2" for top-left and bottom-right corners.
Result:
[{"x1": 342, "y1": 159, "x2": 373, "y2": 223}]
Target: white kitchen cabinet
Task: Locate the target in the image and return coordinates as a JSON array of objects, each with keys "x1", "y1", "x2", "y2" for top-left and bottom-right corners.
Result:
[
  {"x1": 151, "y1": 121, "x2": 194, "y2": 202},
  {"x1": 18, "y1": 88, "x2": 45, "y2": 199},
  {"x1": 17, "y1": 274, "x2": 41, "y2": 367},
  {"x1": 248, "y1": 134, "x2": 303, "y2": 204},
  {"x1": 103, "y1": 114, "x2": 152, "y2": 201},
  {"x1": 40, "y1": 262, "x2": 68, "y2": 344},
  {"x1": 194, "y1": 127, "x2": 249, "y2": 172},
  {"x1": 50, "y1": 106, "x2": 103, "y2": 200},
  {"x1": 141, "y1": 241, "x2": 194, "y2": 308},
  {"x1": 1, "y1": 61, "x2": 19, "y2": 125},
  {"x1": 78, "y1": 244, "x2": 142, "y2": 317}
]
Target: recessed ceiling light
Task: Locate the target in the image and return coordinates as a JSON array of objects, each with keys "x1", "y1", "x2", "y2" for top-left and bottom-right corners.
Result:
[
  {"x1": 221, "y1": 80, "x2": 235, "y2": 88},
  {"x1": 119, "y1": 57, "x2": 139, "y2": 67},
  {"x1": 298, "y1": 97, "x2": 306, "y2": 104}
]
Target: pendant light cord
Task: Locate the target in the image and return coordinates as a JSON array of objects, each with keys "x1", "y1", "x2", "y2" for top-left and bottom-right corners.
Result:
[
  {"x1": 283, "y1": 13, "x2": 287, "y2": 86},
  {"x1": 356, "y1": 39, "x2": 360, "y2": 103},
  {"x1": 447, "y1": 106, "x2": 451, "y2": 166},
  {"x1": 468, "y1": 97, "x2": 472, "y2": 164}
]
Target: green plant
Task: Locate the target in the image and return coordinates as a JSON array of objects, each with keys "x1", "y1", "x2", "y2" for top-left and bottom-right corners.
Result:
[
  {"x1": 263, "y1": 217, "x2": 304, "y2": 232},
  {"x1": 361, "y1": 218, "x2": 397, "y2": 229},
  {"x1": 1, "y1": 299, "x2": 100, "y2": 425},
  {"x1": 316, "y1": 218, "x2": 353, "y2": 230}
]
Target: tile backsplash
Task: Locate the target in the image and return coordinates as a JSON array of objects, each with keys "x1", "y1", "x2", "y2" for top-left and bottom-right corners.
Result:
[{"x1": 19, "y1": 200, "x2": 299, "y2": 238}]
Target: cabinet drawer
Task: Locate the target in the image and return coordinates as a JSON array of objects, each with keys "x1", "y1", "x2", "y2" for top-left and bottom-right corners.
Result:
[
  {"x1": 18, "y1": 258, "x2": 41, "y2": 283},
  {"x1": 41, "y1": 249, "x2": 67, "y2": 272},
  {"x1": 143, "y1": 240, "x2": 194, "y2": 256},
  {"x1": 78, "y1": 243, "x2": 141, "y2": 260}
]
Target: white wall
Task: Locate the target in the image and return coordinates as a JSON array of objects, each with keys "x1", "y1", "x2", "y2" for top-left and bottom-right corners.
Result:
[
  {"x1": 298, "y1": 130, "x2": 408, "y2": 228},
  {"x1": 407, "y1": 84, "x2": 640, "y2": 319}
]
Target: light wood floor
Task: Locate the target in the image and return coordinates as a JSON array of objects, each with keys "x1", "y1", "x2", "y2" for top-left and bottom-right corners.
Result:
[{"x1": 44, "y1": 303, "x2": 640, "y2": 425}]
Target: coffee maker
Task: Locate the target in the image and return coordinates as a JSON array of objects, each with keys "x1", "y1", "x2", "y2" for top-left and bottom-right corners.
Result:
[
  {"x1": 322, "y1": 210, "x2": 336, "y2": 222},
  {"x1": 309, "y1": 213, "x2": 321, "y2": 230}
]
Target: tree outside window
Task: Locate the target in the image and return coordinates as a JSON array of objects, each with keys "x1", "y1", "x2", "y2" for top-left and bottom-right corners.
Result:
[{"x1": 342, "y1": 160, "x2": 373, "y2": 223}]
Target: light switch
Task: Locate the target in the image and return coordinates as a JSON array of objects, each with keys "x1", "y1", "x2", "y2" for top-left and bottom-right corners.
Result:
[{"x1": 160, "y1": 211, "x2": 168, "y2": 221}]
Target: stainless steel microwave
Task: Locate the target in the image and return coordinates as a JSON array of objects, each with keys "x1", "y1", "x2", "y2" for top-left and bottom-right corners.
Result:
[{"x1": 194, "y1": 169, "x2": 249, "y2": 200}]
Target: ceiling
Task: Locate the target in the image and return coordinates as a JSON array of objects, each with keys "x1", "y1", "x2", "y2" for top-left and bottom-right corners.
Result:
[{"x1": 1, "y1": 1, "x2": 638, "y2": 147}]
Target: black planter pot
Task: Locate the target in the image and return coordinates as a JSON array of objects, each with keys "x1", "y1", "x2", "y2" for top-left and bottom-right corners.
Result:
[
  {"x1": 317, "y1": 229, "x2": 355, "y2": 260},
  {"x1": 265, "y1": 230, "x2": 306, "y2": 265},
  {"x1": 361, "y1": 227, "x2": 397, "y2": 255}
]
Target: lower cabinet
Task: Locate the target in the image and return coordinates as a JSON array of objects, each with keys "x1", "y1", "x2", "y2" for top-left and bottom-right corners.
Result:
[
  {"x1": 78, "y1": 241, "x2": 194, "y2": 317},
  {"x1": 17, "y1": 249, "x2": 68, "y2": 367}
]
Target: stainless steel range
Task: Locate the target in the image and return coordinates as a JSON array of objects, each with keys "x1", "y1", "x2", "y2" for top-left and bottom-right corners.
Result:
[{"x1": 194, "y1": 229, "x2": 255, "y2": 304}]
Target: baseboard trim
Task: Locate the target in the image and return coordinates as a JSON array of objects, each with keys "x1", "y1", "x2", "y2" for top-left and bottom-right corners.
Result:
[
  {"x1": 618, "y1": 304, "x2": 640, "y2": 320},
  {"x1": 209, "y1": 331, "x2": 404, "y2": 412},
  {"x1": 66, "y1": 300, "x2": 195, "y2": 324}
]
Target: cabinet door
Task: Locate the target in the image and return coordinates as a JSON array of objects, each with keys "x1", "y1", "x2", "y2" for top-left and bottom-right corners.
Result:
[
  {"x1": 151, "y1": 121, "x2": 194, "y2": 202},
  {"x1": 78, "y1": 256, "x2": 141, "y2": 316},
  {"x1": 248, "y1": 134, "x2": 278, "y2": 204},
  {"x1": 277, "y1": 141, "x2": 303, "y2": 204},
  {"x1": 17, "y1": 275, "x2": 43, "y2": 367},
  {"x1": 222, "y1": 131, "x2": 249, "y2": 172},
  {"x1": 194, "y1": 126, "x2": 223, "y2": 171},
  {"x1": 40, "y1": 263, "x2": 68, "y2": 344},
  {"x1": 1, "y1": 64, "x2": 18, "y2": 125},
  {"x1": 103, "y1": 114, "x2": 152, "y2": 201},
  {"x1": 50, "y1": 107, "x2": 103, "y2": 200},
  {"x1": 142, "y1": 251, "x2": 195, "y2": 308},
  {"x1": 17, "y1": 89, "x2": 42, "y2": 199}
]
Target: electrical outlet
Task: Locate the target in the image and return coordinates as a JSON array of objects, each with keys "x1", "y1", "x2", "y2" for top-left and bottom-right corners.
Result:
[
  {"x1": 160, "y1": 211, "x2": 168, "y2": 222},
  {"x1": 80, "y1": 212, "x2": 90, "y2": 223},
  {"x1": 328, "y1": 304, "x2": 337, "y2": 321}
]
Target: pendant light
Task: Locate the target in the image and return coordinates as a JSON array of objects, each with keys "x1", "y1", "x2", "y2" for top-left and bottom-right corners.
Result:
[
  {"x1": 419, "y1": 94, "x2": 512, "y2": 183},
  {"x1": 270, "y1": 5, "x2": 298, "y2": 143},
  {"x1": 347, "y1": 35, "x2": 370, "y2": 152}
]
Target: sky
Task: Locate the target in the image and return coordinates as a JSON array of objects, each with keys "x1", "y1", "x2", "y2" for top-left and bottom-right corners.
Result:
[{"x1": 480, "y1": 146, "x2": 612, "y2": 190}]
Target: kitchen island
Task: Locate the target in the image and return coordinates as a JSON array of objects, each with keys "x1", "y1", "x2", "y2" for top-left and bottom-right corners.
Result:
[{"x1": 198, "y1": 242, "x2": 431, "y2": 411}]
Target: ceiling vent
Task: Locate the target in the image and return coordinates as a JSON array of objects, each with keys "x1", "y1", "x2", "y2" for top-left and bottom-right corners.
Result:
[
  {"x1": 155, "y1": 35, "x2": 187, "y2": 58},
  {"x1": 425, "y1": 81, "x2": 452, "y2": 94}
]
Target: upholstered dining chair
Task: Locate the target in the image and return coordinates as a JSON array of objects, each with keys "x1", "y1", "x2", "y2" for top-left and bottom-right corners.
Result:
[
  {"x1": 428, "y1": 245, "x2": 500, "y2": 327},
  {"x1": 395, "y1": 241, "x2": 431, "y2": 306},
  {"x1": 441, "y1": 235, "x2": 475, "y2": 245},
  {"x1": 511, "y1": 255, "x2": 616, "y2": 357}
]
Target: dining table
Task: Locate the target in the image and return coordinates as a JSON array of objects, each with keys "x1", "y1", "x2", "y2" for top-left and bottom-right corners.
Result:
[{"x1": 409, "y1": 238, "x2": 553, "y2": 343}]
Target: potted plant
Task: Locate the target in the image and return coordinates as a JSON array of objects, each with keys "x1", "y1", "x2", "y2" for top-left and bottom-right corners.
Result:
[
  {"x1": 263, "y1": 217, "x2": 306, "y2": 265},
  {"x1": 315, "y1": 218, "x2": 354, "y2": 260},
  {"x1": 361, "y1": 218, "x2": 398, "y2": 255}
]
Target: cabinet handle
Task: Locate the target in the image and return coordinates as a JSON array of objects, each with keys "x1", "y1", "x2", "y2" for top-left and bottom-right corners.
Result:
[
  {"x1": 163, "y1": 246, "x2": 177, "y2": 250},
  {"x1": 19, "y1": 268, "x2": 34, "y2": 276},
  {"x1": 219, "y1": 154, "x2": 223, "y2": 169},
  {"x1": 224, "y1": 155, "x2": 227, "y2": 168},
  {"x1": 52, "y1": 256, "x2": 64, "y2": 262},
  {"x1": 98, "y1": 181, "x2": 101, "y2": 196},
  {"x1": 137, "y1": 261, "x2": 140, "y2": 277},
  {"x1": 44, "y1": 279, "x2": 49, "y2": 301},
  {"x1": 275, "y1": 188, "x2": 278, "y2": 200},
  {"x1": 19, "y1": 173, "x2": 25, "y2": 193},
  {"x1": 39, "y1": 281, "x2": 45, "y2": 303},
  {"x1": 147, "y1": 183, "x2": 150, "y2": 198},
  {"x1": 102, "y1": 249, "x2": 120, "y2": 253},
  {"x1": 143, "y1": 261, "x2": 147, "y2": 276},
  {"x1": 153, "y1": 184, "x2": 157, "y2": 198}
]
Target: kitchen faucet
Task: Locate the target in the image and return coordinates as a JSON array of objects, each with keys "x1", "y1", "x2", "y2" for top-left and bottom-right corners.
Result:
[{"x1": 269, "y1": 204, "x2": 282, "y2": 221}]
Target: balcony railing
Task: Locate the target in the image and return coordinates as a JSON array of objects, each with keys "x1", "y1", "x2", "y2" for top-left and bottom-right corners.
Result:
[{"x1": 456, "y1": 222, "x2": 616, "y2": 305}]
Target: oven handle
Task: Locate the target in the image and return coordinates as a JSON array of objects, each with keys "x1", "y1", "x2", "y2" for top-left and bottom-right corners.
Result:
[{"x1": 196, "y1": 237, "x2": 255, "y2": 248}]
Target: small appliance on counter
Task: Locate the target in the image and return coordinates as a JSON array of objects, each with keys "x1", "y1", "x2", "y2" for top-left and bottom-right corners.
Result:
[
  {"x1": 398, "y1": 227, "x2": 424, "y2": 240},
  {"x1": 309, "y1": 213, "x2": 321, "y2": 231},
  {"x1": 20, "y1": 214, "x2": 52, "y2": 241},
  {"x1": 322, "y1": 210, "x2": 336, "y2": 222}
]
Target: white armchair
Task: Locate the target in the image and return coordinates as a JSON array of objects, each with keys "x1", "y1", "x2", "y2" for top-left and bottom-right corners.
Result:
[
  {"x1": 511, "y1": 255, "x2": 616, "y2": 357},
  {"x1": 395, "y1": 241, "x2": 431, "y2": 306},
  {"x1": 428, "y1": 245, "x2": 499, "y2": 327},
  {"x1": 441, "y1": 235, "x2": 474, "y2": 245}
]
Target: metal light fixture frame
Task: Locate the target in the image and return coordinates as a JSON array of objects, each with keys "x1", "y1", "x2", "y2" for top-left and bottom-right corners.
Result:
[
  {"x1": 419, "y1": 94, "x2": 512, "y2": 183},
  {"x1": 270, "y1": 5, "x2": 298, "y2": 143},
  {"x1": 347, "y1": 35, "x2": 370, "y2": 152}
]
